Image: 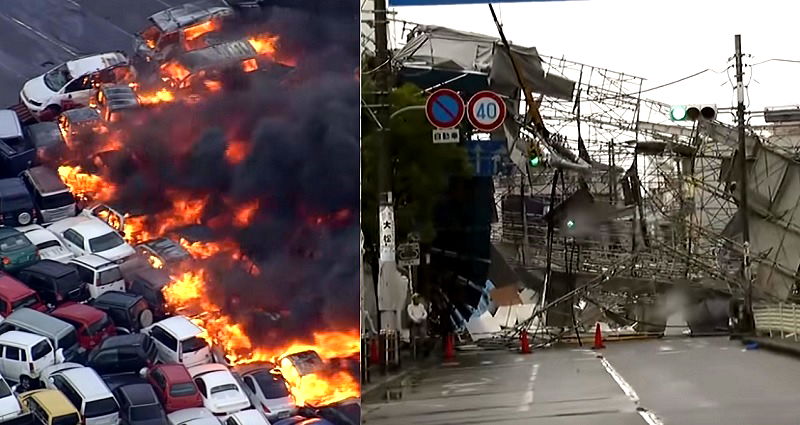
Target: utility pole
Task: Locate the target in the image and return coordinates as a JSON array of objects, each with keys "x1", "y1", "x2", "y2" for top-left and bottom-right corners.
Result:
[
  {"x1": 373, "y1": 0, "x2": 400, "y2": 333},
  {"x1": 734, "y1": 34, "x2": 753, "y2": 332}
]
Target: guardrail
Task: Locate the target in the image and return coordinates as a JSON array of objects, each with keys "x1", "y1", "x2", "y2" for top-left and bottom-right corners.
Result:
[{"x1": 754, "y1": 303, "x2": 800, "y2": 339}]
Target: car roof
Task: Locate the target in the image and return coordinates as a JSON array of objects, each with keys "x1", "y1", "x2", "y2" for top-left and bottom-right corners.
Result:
[
  {"x1": 230, "y1": 410, "x2": 268, "y2": 424},
  {"x1": 98, "y1": 84, "x2": 140, "y2": 111},
  {"x1": 0, "y1": 178, "x2": 29, "y2": 199},
  {"x1": 66, "y1": 53, "x2": 128, "y2": 79},
  {"x1": 99, "y1": 333, "x2": 149, "y2": 349},
  {"x1": 174, "y1": 39, "x2": 257, "y2": 73},
  {"x1": 52, "y1": 216, "x2": 115, "y2": 239},
  {"x1": 7, "y1": 307, "x2": 71, "y2": 329},
  {"x1": 118, "y1": 383, "x2": 159, "y2": 405},
  {"x1": 23, "y1": 389, "x2": 80, "y2": 415},
  {"x1": 24, "y1": 166, "x2": 70, "y2": 195},
  {"x1": 60, "y1": 107, "x2": 101, "y2": 124},
  {"x1": 188, "y1": 363, "x2": 230, "y2": 379},
  {"x1": 71, "y1": 254, "x2": 116, "y2": 270},
  {"x1": 52, "y1": 303, "x2": 106, "y2": 324},
  {"x1": 60, "y1": 367, "x2": 112, "y2": 399},
  {"x1": 148, "y1": 0, "x2": 233, "y2": 33},
  {"x1": 17, "y1": 225, "x2": 59, "y2": 245},
  {"x1": 140, "y1": 237, "x2": 191, "y2": 262},
  {"x1": 0, "y1": 272, "x2": 35, "y2": 300},
  {"x1": 234, "y1": 362, "x2": 276, "y2": 376},
  {"x1": 155, "y1": 316, "x2": 203, "y2": 340},
  {"x1": 166, "y1": 407, "x2": 216, "y2": 424},
  {"x1": 21, "y1": 259, "x2": 77, "y2": 278},
  {"x1": 155, "y1": 364, "x2": 193, "y2": 382},
  {"x1": 93, "y1": 290, "x2": 143, "y2": 307},
  {"x1": 0, "y1": 110, "x2": 23, "y2": 139},
  {"x1": 0, "y1": 330, "x2": 48, "y2": 346}
]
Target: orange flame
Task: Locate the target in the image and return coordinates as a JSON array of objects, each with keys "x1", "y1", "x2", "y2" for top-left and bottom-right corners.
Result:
[
  {"x1": 138, "y1": 88, "x2": 175, "y2": 105},
  {"x1": 225, "y1": 140, "x2": 248, "y2": 165},
  {"x1": 233, "y1": 200, "x2": 259, "y2": 227},
  {"x1": 247, "y1": 34, "x2": 279, "y2": 56},
  {"x1": 57, "y1": 166, "x2": 117, "y2": 203},
  {"x1": 183, "y1": 19, "x2": 220, "y2": 51},
  {"x1": 148, "y1": 255, "x2": 165, "y2": 269},
  {"x1": 161, "y1": 61, "x2": 190, "y2": 83},
  {"x1": 204, "y1": 80, "x2": 222, "y2": 92},
  {"x1": 242, "y1": 58, "x2": 259, "y2": 73}
]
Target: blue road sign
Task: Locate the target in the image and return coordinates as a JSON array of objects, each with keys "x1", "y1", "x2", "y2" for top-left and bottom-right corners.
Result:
[
  {"x1": 425, "y1": 88, "x2": 465, "y2": 129},
  {"x1": 390, "y1": 0, "x2": 570, "y2": 6}
]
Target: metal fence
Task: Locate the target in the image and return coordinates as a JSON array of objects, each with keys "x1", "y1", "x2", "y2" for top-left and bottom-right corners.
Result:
[{"x1": 754, "y1": 303, "x2": 800, "y2": 339}]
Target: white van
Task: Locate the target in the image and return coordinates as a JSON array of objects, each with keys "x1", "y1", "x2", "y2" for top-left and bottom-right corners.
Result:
[
  {"x1": 69, "y1": 255, "x2": 126, "y2": 299},
  {"x1": 0, "y1": 331, "x2": 64, "y2": 389},
  {"x1": 145, "y1": 316, "x2": 212, "y2": 368},
  {"x1": 45, "y1": 366, "x2": 120, "y2": 425}
]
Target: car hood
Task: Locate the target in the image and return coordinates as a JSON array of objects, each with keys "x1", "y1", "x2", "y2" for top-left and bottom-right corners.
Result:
[
  {"x1": 0, "y1": 395, "x2": 21, "y2": 419},
  {"x1": 23, "y1": 75, "x2": 57, "y2": 104},
  {"x1": 39, "y1": 247, "x2": 74, "y2": 263},
  {"x1": 96, "y1": 242, "x2": 135, "y2": 262},
  {"x1": 134, "y1": 415, "x2": 169, "y2": 425},
  {"x1": 209, "y1": 391, "x2": 250, "y2": 411},
  {"x1": 264, "y1": 397, "x2": 295, "y2": 412}
]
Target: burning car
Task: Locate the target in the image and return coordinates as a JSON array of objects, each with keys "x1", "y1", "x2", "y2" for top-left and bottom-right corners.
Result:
[
  {"x1": 90, "y1": 84, "x2": 142, "y2": 123},
  {"x1": 19, "y1": 52, "x2": 135, "y2": 121},
  {"x1": 136, "y1": 237, "x2": 193, "y2": 271},
  {"x1": 57, "y1": 107, "x2": 104, "y2": 150},
  {"x1": 277, "y1": 351, "x2": 325, "y2": 379}
]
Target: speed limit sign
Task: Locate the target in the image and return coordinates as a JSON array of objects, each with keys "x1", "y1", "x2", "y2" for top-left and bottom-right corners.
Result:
[{"x1": 467, "y1": 91, "x2": 506, "y2": 132}]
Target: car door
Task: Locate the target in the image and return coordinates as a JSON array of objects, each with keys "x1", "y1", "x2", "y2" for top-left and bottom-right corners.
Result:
[
  {"x1": 85, "y1": 205, "x2": 125, "y2": 234},
  {"x1": 62, "y1": 229, "x2": 86, "y2": 256},
  {"x1": 149, "y1": 326, "x2": 178, "y2": 364},
  {"x1": 60, "y1": 76, "x2": 94, "y2": 109}
]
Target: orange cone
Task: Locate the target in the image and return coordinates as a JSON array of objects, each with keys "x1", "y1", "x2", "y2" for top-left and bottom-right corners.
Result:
[
  {"x1": 520, "y1": 329, "x2": 531, "y2": 354},
  {"x1": 444, "y1": 334, "x2": 456, "y2": 360},
  {"x1": 593, "y1": 323, "x2": 605, "y2": 349}
]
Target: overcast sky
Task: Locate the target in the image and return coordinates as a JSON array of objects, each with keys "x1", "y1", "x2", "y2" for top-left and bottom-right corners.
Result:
[{"x1": 388, "y1": 0, "x2": 800, "y2": 124}]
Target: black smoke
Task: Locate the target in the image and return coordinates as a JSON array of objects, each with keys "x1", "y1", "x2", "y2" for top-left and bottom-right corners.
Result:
[{"x1": 68, "y1": 2, "x2": 360, "y2": 348}]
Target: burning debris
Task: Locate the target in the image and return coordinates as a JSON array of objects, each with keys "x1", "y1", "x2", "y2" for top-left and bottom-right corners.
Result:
[{"x1": 46, "y1": 2, "x2": 360, "y2": 408}]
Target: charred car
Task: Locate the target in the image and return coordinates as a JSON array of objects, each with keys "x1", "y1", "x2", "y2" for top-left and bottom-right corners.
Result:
[
  {"x1": 90, "y1": 84, "x2": 142, "y2": 122},
  {"x1": 0, "y1": 109, "x2": 35, "y2": 179},
  {"x1": 56, "y1": 107, "x2": 104, "y2": 150}
]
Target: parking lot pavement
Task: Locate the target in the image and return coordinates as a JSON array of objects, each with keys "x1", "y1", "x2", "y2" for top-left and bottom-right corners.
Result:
[
  {"x1": 363, "y1": 336, "x2": 800, "y2": 425},
  {"x1": 0, "y1": 0, "x2": 180, "y2": 103}
]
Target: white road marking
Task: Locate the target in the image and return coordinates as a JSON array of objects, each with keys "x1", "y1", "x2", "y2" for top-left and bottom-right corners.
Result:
[
  {"x1": 517, "y1": 363, "x2": 539, "y2": 412},
  {"x1": 599, "y1": 356, "x2": 665, "y2": 425},
  {"x1": 2, "y1": 15, "x2": 79, "y2": 56},
  {"x1": 656, "y1": 350, "x2": 686, "y2": 355},
  {"x1": 480, "y1": 360, "x2": 494, "y2": 365}
]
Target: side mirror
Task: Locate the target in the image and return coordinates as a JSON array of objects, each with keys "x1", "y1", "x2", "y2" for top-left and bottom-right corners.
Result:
[
  {"x1": 55, "y1": 348, "x2": 65, "y2": 363},
  {"x1": 10, "y1": 385, "x2": 18, "y2": 393},
  {"x1": 139, "y1": 367, "x2": 148, "y2": 378}
]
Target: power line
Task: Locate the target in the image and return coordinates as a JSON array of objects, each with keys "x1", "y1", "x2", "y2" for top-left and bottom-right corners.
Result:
[{"x1": 587, "y1": 66, "x2": 732, "y2": 102}]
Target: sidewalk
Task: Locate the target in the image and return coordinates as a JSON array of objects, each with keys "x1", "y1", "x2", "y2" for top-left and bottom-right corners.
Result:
[{"x1": 742, "y1": 334, "x2": 800, "y2": 358}]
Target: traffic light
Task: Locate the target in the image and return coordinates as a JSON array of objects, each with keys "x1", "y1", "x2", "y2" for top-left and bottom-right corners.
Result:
[
  {"x1": 669, "y1": 104, "x2": 717, "y2": 122},
  {"x1": 566, "y1": 219, "x2": 576, "y2": 229},
  {"x1": 527, "y1": 142, "x2": 544, "y2": 167}
]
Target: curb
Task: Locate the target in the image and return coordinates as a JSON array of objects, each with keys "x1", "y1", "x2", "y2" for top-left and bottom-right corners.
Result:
[{"x1": 742, "y1": 336, "x2": 800, "y2": 359}]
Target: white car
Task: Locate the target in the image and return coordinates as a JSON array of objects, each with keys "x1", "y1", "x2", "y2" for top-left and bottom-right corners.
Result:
[
  {"x1": 146, "y1": 316, "x2": 213, "y2": 368},
  {"x1": 235, "y1": 364, "x2": 295, "y2": 420},
  {"x1": 16, "y1": 225, "x2": 75, "y2": 263},
  {"x1": 69, "y1": 254, "x2": 126, "y2": 299},
  {"x1": 168, "y1": 407, "x2": 222, "y2": 425},
  {"x1": 38, "y1": 362, "x2": 85, "y2": 387},
  {"x1": 0, "y1": 375, "x2": 22, "y2": 422},
  {"x1": 47, "y1": 216, "x2": 135, "y2": 264},
  {"x1": 19, "y1": 52, "x2": 133, "y2": 120},
  {"x1": 44, "y1": 366, "x2": 120, "y2": 425},
  {"x1": 188, "y1": 364, "x2": 251, "y2": 418},
  {"x1": 0, "y1": 331, "x2": 65, "y2": 389},
  {"x1": 223, "y1": 409, "x2": 270, "y2": 425}
]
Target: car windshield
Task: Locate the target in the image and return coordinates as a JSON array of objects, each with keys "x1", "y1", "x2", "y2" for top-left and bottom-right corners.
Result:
[
  {"x1": 98, "y1": 267, "x2": 122, "y2": 286},
  {"x1": 58, "y1": 330, "x2": 78, "y2": 350},
  {"x1": 0, "y1": 378, "x2": 11, "y2": 398},
  {"x1": 40, "y1": 192, "x2": 75, "y2": 210},
  {"x1": 131, "y1": 404, "x2": 163, "y2": 421},
  {"x1": 181, "y1": 336, "x2": 208, "y2": 353},
  {"x1": 31, "y1": 339, "x2": 52, "y2": 360},
  {"x1": 86, "y1": 314, "x2": 111, "y2": 335},
  {"x1": 43, "y1": 64, "x2": 73, "y2": 92},
  {"x1": 12, "y1": 294, "x2": 39, "y2": 310},
  {"x1": 253, "y1": 372, "x2": 290, "y2": 398},
  {"x1": 84, "y1": 397, "x2": 118, "y2": 418},
  {"x1": 170, "y1": 382, "x2": 198, "y2": 397},
  {"x1": 53, "y1": 413, "x2": 80, "y2": 425},
  {"x1": 0, "y1": 234, "x2": 31, "y2": 251},
  {"x1": 210, "y1": 384, "x2": 238, "y2": 395},
  {"x1": 36, "y1": 240, "x2": 63, "y2": 251},
  {"x1": 89, "y1": 232, "x2": 124, "y2": 252}
]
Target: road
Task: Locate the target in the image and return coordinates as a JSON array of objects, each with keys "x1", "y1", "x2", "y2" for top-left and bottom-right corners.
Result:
[
  {"x1": 0, "y1": 0, "x2": 188, "y2": 104},
  {"x1": 362, "y1": 337, "x2": 800, "y2": 425}
]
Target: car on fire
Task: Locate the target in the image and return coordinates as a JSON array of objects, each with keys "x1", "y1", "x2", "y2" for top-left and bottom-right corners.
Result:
[
  {"x1": 90, "y1": 84, "x2": 142, "y2": 123},
  {"x1": 20, "y1": 52, "x2": 135, "y2": 121},
  {"x1": 47, "y1": 215, "x2": 135, "y2": 264},
  {"x1": 135, "y1": 237, "x2": 193, "y2": 271},
  {"x1": 0, "y1": 109, "x2": 36, "y2": 179},
  {"x1": 145, "y1": 316, "x2": 213, "y2": 368},
  {"x1": 16, "y1": 225, "x2": 75, "y2": 263},
  {"x1": 234, "y1": 364, "x2": 295, "y2": 421},
  {"x1": 277, "y1": 351, "x2": 325, "y2": 378},
  {"x1": 56, "y1": 107, "x2": 104, "y2": 149},
  {"x1": 20, "y1": 166, "x2": 78, "y2": 224},
  {"x1": 187, "y1": 363, "x2": 252, "y2": 418},
  {"x1": 0, "y1": 227, "x2": 39, "y2": 272},
  {"x1": 120, "y1": 266, "x2": 171, "y2": 321}
]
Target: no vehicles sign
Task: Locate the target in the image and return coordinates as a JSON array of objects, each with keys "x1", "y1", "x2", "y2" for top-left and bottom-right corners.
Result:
[{"x1": 467, "y1": 91, "x2": 506, "y2": 132}]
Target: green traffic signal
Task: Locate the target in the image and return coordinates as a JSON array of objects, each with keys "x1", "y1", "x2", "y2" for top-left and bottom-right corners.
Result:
[
  {"x1": 566, "y1": 219, "x2": 575, "y2": 229},
  {"x1": 670, "y1": 105, "x2": 687, "y2": 121},
  {"x1": 529, "y1": 156, "x2": 541, "y2": 167}
]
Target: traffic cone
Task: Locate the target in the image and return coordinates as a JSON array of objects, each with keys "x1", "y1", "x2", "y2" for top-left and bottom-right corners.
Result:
[
  {"x1": 593, "y1": 323, "x2": 605, "y2": 349},
  {"x1": 520, "y1": 329, "x2": 531, "y2": 354},
  {"x1": 369, "y1": 337, "x2": 380, "y2": 365},
  {"x1": 443, "y1": 334, "x2": 456, "y2": 361}
]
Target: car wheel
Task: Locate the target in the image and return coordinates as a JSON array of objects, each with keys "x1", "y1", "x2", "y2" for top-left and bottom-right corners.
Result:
[
  {"x1": 17, "y1": 211, "x2": 32, "y2": 226},
  {"x1": 19, "y1": 376, "x2": 32, "y2": 391},
  {"x1": 139, "y1": 309, "x2": 154, "y2": 328}
]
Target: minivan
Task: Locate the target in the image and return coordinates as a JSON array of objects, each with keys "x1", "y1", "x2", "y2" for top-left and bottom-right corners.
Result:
[
  {"x1": 16, "y1": 260, "x2": 90, "y2": 306},
  {"x1": 69, "y1": 254, "x2": 126, "y2": 299},
  {"x1": 0, "y1": 272, "x2": 47, "y2": 317},
  {"x1": 0, "y1": 331, "x2": 64, "y2": 389},
  {"x1": 45, "y1": 366, "x2": 120, "y2": 425},
  {"x1": 145, "y1": 316, "x2": 212, "y2": 368},
  {"x1": 21, "y1": 166, "x2": 77, "y2": 224},
  {"x1": 0, "y1": 308, "x2": 83, "y2": 363},
  {"x1": 0, "y1": 109, "x2": 36, "y2": 179}
]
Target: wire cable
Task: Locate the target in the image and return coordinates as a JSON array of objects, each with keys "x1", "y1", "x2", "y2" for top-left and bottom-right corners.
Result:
[{"x1": 587, "y1": 66, "x2": 732, "y2": 102}]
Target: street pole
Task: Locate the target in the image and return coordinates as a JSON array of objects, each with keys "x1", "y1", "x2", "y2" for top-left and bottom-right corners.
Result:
[
  {"x1": 373, "y1": 0, "x2": 400, "y2": 334},
  {"x1": 734, "y1": 34, "x2": 753, "y2": 332}
]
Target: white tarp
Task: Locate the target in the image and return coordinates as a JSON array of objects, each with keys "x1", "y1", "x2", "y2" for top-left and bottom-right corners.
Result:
[{"x1": 466, "y1": 311, "x2": 502, "y2": 340}]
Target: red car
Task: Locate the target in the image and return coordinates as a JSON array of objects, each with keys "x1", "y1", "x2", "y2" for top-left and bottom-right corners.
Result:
[
  {"x1": 51, "y1": 303, "x2": 117, "y2": 350},
  {"x1": 147, "y1": 364, "x2": 204, "y2": 413},
  {"x1": 0, "y1": 271, "x2": 47, "y2": 317}
]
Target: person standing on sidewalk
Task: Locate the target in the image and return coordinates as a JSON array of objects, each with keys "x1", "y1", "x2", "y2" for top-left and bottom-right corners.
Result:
[{"x1": 407, "y1": 293, "x2": 428, "y2": 359}]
